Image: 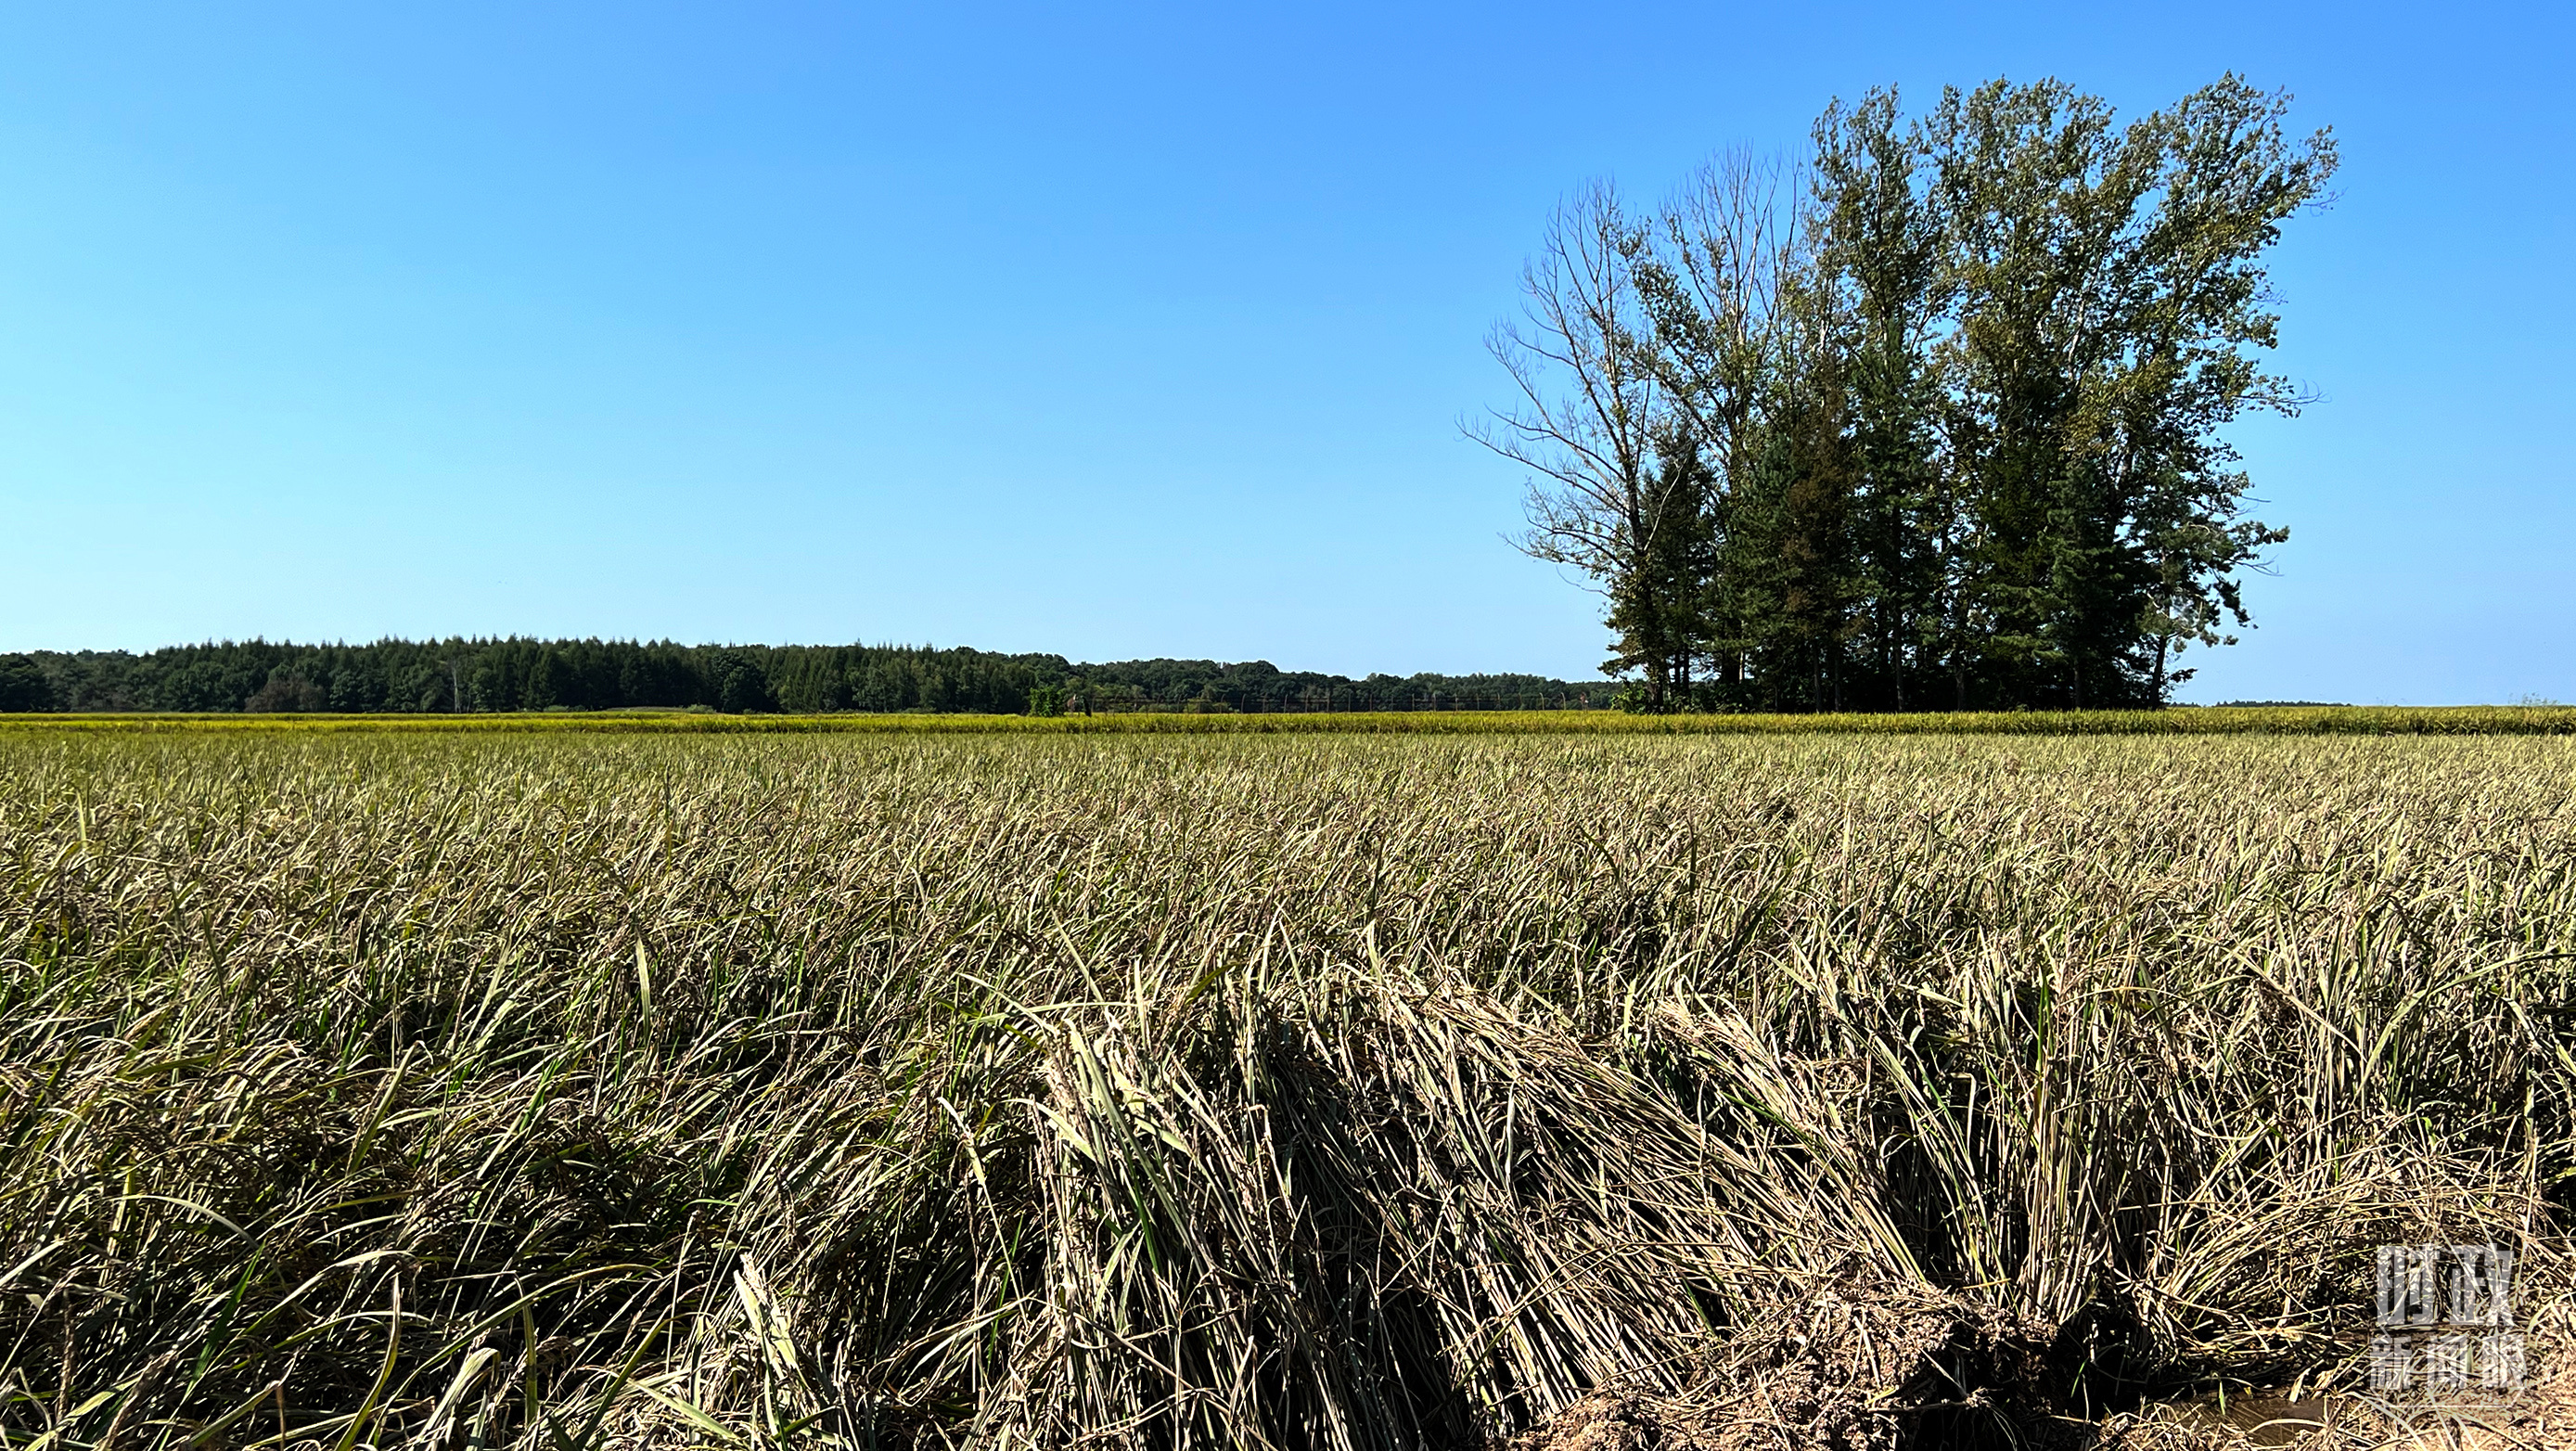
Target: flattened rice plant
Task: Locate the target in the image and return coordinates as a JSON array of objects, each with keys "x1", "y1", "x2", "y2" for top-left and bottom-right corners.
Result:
[{"x1": 0, "y1": 731, "x2": 2569, "y2": 1448}]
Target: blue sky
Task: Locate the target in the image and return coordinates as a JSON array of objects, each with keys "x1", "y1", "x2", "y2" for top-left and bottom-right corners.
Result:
[{"x1": 0, "y1": 2, "x2": 2566, "y2": 702}]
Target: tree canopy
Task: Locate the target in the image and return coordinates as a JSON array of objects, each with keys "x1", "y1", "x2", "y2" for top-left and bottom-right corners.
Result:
[{"x1": 1484, "y1": 76, "x2": 2336, "y2": 711}]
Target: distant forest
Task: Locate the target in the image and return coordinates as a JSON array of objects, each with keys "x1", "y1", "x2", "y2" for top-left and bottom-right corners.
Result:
[{"x1": 0, "y1": 639, "x2": 1609, "y2": 715}]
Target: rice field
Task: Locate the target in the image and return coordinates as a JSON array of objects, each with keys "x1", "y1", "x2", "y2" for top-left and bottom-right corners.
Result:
[
  {"x1": 10, "y1": 704, "x2": 2576, "y2": 736},
  {"x1": 2, "y1": 727, "x2": 2570, "y2": 1448}
]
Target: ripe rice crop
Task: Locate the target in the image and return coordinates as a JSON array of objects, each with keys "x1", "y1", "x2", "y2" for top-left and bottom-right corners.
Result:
[
  {"x1": 10, "y1": 704, "x2": 2576, "y2": 736},
  {"x1": 1, "y1": 729, "x2": 2570, "y2": 1448}
]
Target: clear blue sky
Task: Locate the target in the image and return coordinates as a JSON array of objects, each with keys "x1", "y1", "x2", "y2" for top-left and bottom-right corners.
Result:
[{"x1": 1, "y1": 3, "x2": 2566, "y2": 702}]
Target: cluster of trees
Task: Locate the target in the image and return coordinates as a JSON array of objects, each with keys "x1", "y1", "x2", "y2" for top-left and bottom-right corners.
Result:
[
  {"x1": 1481, "y1": 76, "x2": 2336, "y2": 711},
  {"x1": 0, "y1": 639, "x2": 1610, "y2": 714},
  {"x1": 1053, "y1": 659, "x2": 1603, "y2": 713}
]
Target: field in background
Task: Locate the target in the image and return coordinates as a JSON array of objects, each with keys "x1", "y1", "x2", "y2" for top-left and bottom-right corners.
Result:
[
  {"x1": 6, "y1": 704, "x2": 2576, "y2": 735},
  {"x1": 2, "y1": 730, "x2": 2570, "y2": 1449}
]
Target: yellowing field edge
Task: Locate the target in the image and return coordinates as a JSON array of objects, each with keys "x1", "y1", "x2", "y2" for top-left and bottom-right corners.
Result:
[{"x1": 5, "y1": 705, "x2": 2575, "y2": 734}]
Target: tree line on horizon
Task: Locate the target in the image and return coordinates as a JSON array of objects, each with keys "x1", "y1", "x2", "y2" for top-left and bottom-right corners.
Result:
[
  {"x1": 0, "y1": 639, "x2": 1611, "y2": 715},
  {"x1": 1482, "y1": 75, "x2": 2336, "y2": 712}
]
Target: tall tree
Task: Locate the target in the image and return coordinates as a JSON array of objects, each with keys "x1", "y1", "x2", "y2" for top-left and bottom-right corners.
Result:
[
  {"x1": 1633, "y1": 154, "x2": 1810, "y2": 696},
  {"x1": 1475, "y1": 183, "x2": 1702, "y2": 710},
  {"x1": 1813, "y1": 90, "x2": 1948, "y2": 711},
  {"x1": 1922, "y1": 75, "x2": 2334, "y2": 708}
]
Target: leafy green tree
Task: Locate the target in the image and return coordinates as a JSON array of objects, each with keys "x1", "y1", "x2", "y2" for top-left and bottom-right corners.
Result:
[
  {"x1": 0, "y1": 655, "x2": 53, "y2": 712},
  {"x1": 1813, "y1": 90, "x2": 1948, "y2": 710},
  {"x1": 1920, "y1": 75, "x2": 2333, "y2": 707},
  {"x1": 706, "y1": 648, "x2": 775, "y2": 713}
]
